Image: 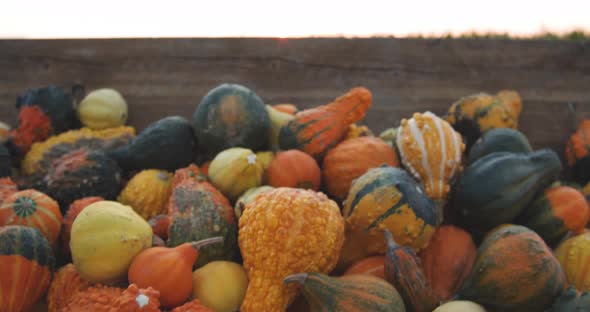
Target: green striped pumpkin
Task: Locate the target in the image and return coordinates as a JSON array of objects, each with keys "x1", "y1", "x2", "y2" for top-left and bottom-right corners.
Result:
[
  {"x1": 0, "y1": 225, "x2": 55, "y2": 312},
  {"x1": 337, "y1": 166, "x2": 436, "y2": 271}
]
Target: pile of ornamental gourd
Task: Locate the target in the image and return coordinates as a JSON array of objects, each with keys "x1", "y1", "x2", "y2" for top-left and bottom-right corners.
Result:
[{"x1": 1, "y1": 83, "x2": 590, "y2": 312}]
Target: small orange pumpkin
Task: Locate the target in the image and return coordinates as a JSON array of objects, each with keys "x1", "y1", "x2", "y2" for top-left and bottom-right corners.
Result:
[
  {"x1": 343, "y1": 256, "x2": 386, "y2": 280},
  {"x1": 128, "y1": 236, "x2": 224, "y2": 308},
  {"x1": 0, "y1": 189, "x2": 63, "y2": 244},
  {"x1": 267, "y1": 150, "x2": 321, "y2": 190},
  {"x1": 47, "y1": 264, "x2": 91, "y2": 312},
  {"x1": 322, "y1": 137, "x2": 399, "y2": 201},
  {"x1": 418, "y1": 225, "x2": 477, "y2": 301},
  {"x1": 60, "y1": 196, "x2": 104, "y2": 256}
]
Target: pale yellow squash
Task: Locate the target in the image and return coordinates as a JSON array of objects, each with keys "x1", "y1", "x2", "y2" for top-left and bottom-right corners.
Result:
[
  {"x1": 192, "y1": 261, "x2": 249, "y2": 312},
  {"x1": 208, "y1": 148, "x2": 264, "y2": 200}
]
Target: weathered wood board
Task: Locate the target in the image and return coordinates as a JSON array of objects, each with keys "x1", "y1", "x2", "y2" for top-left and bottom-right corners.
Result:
[{"x1": 1, "y1": 38, "x2": 589, "y2": 159}]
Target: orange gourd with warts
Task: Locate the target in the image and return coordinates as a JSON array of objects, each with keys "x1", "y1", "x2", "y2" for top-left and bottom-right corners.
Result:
[
  {"x1": 47, "y1": 264, "x2": 91, "y2": 312},
  {"x1": 128, "y1": 236, "x2": 224, "y2": 307}
]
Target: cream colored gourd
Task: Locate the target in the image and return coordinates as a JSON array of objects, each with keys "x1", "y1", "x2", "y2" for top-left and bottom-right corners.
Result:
[
  {"x1": 192, "y1": 261, "x2": 249, "y2": 312},
  {"x1": 78, "y1": 88, "x2": 128, "y2": 129},
  {"x1": 208, "y1": 148, "x2": 264, "y2": 200},
  {"x1": 433, "y1": 301, "x2": 487, "y2": 312},
  {"x1": 70, "y1": 201, "x2": 152, "y2": 284}
]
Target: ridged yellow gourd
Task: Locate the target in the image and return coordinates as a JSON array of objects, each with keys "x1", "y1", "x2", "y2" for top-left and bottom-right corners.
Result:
[{"x1": 117, "y1": 169, "x2": 173, "y2": 220}]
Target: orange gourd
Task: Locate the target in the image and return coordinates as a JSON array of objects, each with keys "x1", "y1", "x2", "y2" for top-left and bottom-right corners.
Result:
[
  {"x1": 418, "y1": 225, "x2": 476, "y2": 301},
  {"x1": 266, "y1": 150, "x2": 321, "y2": 190},
  {"x1": 343, "y1": 256, "x2": 386, "y2": 280},
  {"x1": 172, "y1": 299, "x2": 216, "y2": 312},
  {"x1": 148, "y1": 214, "x2": 171, "y2": 240},
  {"x1": 47, "y1": 264, "x2": 91, "y2": 312},
  {"x1": 112, "y1": 284, "x2": 161, "y2": 312},
  {"x1": 566, "y1": 119, "x2": 590, "y2": 184},
  {"x1": 60, "y1": 196, "x2": 103, "y2": 256},
  {"x1": 322, "y1": 137, "x2": 399, "y2": 201},
  {"x1": 279, "y1": 87, "x2": 372, "y2": 160},
  {"x1": 200, "y1": 161, "x2": 211, "y2": 176},
  {"x1": 273, "y1": 104, "x2": 298, "y2": 115},
  {"x1": 62, "y1": 284, "x2": 160, "y2": 312},
  {"x1": 128, "y1": 236, "x2": 224, "y2": 308},
  {"x1": 0, "y1": 189, "x2": 63, "y2": 244}
]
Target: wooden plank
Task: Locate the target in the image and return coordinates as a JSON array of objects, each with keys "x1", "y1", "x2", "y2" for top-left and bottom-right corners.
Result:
[{"x1": 1, "y1": 38, "x2": 589, "y2": 160}]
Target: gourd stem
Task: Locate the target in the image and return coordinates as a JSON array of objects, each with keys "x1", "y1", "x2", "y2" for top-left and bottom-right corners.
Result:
[
  {"x1": 384, "y1": 229, "x2": 398, "y2": 248},
  {"x1": 284, "y1": 273, "x2": 309, "y2": 285},
  {"x1": 191, "y1": 236, "x2": 224, "y2": 249}
]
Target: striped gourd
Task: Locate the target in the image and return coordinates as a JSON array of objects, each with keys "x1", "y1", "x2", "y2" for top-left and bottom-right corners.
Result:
[
  {"x1": 0, "y1": 225, "x2": 55, "y2": 312},
  {"x1": 0, "y1": 189, "x2": 63, "y2": 244},
  {"x1": 396, "y1": 111, "x2": 465, "y2": 202}
]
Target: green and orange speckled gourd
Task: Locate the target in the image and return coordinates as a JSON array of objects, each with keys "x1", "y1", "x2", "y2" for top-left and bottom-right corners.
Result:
[
  {"x1": 0, "y1": 189, "x2": 63, "y2": 244},
  {"x1": 384, "y1": 230, "x2": 438, "y2": 312},
  {"x1": 457, "y1": 225, "x2": 566, "y2": 311},
  {"x1": 284, "y1": 272, "x2": 406, "y2": 312},
  {"x1": 167, "y1": 165, "x2": 238, "y2": 268},
  {"x1": 0, "y1": 225, "x2": 55, "y2": 312},
  {"x1": 22, "y1": 126, "x2": 135, "y2": 176},
  {"x1": 193, "y1": 83, "x2": 271, "y2": 158},
  {"x1": 337, "y1": 166, "x2": 436, "y2": 272},
  {"x1": 453, "y1": 149, "x2": 562, "y2": 241},
  {"x1": 517, "y1": 185, "x2": 590, "y2": 247},
  {"x1": 279, "y1": 87, "x2": 372, "y2": 160},
  {"x1": 239, "y1": 188, "x2": 344, "y2": 312},
  {"x1": 6, "y1": 85, "x2": 78, "y2": 160},
  {"x1": 446, "y1": 90, "x2": 522, "y2": 149},
  {"x1": 41, "y1": 148, "x2": 123, "y2": 211}
]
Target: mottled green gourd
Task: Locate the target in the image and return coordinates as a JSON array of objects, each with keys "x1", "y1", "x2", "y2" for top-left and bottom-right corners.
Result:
[{"x1": 284, "y1": 272, "x2": 406, "y2": 312}]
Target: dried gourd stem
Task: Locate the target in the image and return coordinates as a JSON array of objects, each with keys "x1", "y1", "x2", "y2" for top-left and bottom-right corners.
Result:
[
  {"x1": 191, "y1": 236, "x2": 224, "y2": 249},
  {"x1": 384, "y1": 229, "x2": 398, "y2": 248},
  {"x1": 284, "y1": 273, "x2": 309, "y2": 285}
]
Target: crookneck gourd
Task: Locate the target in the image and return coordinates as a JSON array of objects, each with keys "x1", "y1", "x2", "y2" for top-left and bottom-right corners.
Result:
[
  {"x1": 453, "y1": 149, "x2": 562, "y2": 240},
  {"x1": 0, "y1": 189, "x2": 63, "y2": 244},
  {"x1": 396, "y1": 111, "x2": 465, "y2": 203},
  {"x1": 517, "y1": 185, "x2": 590, "y2": 247},
  {"x1": 467, "y1": 127, "x2": 532, "y2": 164},
  {"x1": 107, "y1": 116, "x2": 196, "y2": 173},
  {"x1": 238, "y1": 188, "x2": 344, "y2": 312},
  {"x1": 284, "y1": 272, "x2": 406, "y2": 312},
  {"x1": 457, "y1": 225, "x2": 566, "y2": 311},
  {"x1": 279, "y1": 87, "x2": 372, "y2": 160},
  {"x1": 446, "y1": 89, "x2": 522, "y2": 149},
  {"x1": 193, "y1": 83, "x2": 271, "y2": 158},
  {"x1": 323, "y1": 136, "x2": 399, "y2": 201},
  {"x1": 338, "y1": 166, "x2": 436, "y2": 271},
  {"x1": 566, "y1": 119, "x2": 590, "y2": 185},
  {"x1": 384, "y1": 230, "x2": 438, "y2": 312},
  {"x1": 0, "y1": 225, "x2": 55, "y2": 312}
]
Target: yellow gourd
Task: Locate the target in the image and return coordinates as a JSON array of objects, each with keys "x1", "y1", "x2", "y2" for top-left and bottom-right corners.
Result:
[
  {"x1": 192, "y1": 261, "x2": 249, "y2": 312},
  {"x1": 78, "y1": 88, "x2": 128, "y2": 129},
  {"x1": 70, "y1": 201, "x2": 152, "y2": 284},
  {"x1": 433, "y1": 301, "x2": 487, "y2": 312},
  {"x1": 208, "y1": 148, "x2": 264, "y2": 200},
  {"x1": 238, "y1": 188, "x2": 344, "y2": 312},
  {"x1": 266, "y1": 105, "x2": 294, "y2": 151},
  {"x1": 118, "y1": 169, "x2": 173, "y2": 220},
  {"x1": 555, "y1": 231, "x2": 590, "y2": 291}
]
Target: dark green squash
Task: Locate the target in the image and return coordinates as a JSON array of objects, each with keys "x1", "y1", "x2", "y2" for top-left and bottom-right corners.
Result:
[
  {"x1": 453, "y1": 149, "x2": 562, "y2": 240},
  {"x1": 0, "y1": 225, "x2": 55, "y2": 312},
  {"x1": 192, "y1": 83, "x2": 270, "y2": 158},
  {"x1": 167, "y1": 182, "x2": 238, "y2": 268},
  {"x1": 42, "y1": 148, "x2": 122, "y2": 212},
  {"x1": 0, "y1": 143, "x2": 10, "y2": 177},
  {"x1": 384, "y1": 230, "x2": 438, "y2": 312},
  {"x1": 457, "y1": 225, "x2": 566, "y2": 312},
  {"x1": 467, "y1": 128, "x2": 532, "y2": 163},
  {"x1": 284, "y1": 272, "x2": 406, "y2": 312},
  {"x1": 108, "y1": 116, "x2": 195, "y2": 173},
  {"x1": 546, "y1": 287, "x2": 590, "y2": 312},
  {"x1": 517, "y1": 185, "x2": 590, "y2": 247}
]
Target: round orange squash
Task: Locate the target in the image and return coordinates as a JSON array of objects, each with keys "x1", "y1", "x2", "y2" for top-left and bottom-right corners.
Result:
[
  {"x1": 418, "y1": 225, "x2": 476, "y2": 301},
  {"x1": 0, "y1": 189, "x2": 63, "y2": 244},
  {"x1": 343, "y1": 256, "x2": 386, "y2": 280},
  {"x1": 267, "y1": 150, "x2": 321, "y2": 191},
  {"x1": 322, "y1": 137, "x2": 399, "y2": 201}
]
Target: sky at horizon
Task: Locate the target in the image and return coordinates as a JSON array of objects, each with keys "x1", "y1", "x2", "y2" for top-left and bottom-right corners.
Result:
[{"x1": 1, "y1": 0, "x2": 589, "y2": 38}]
